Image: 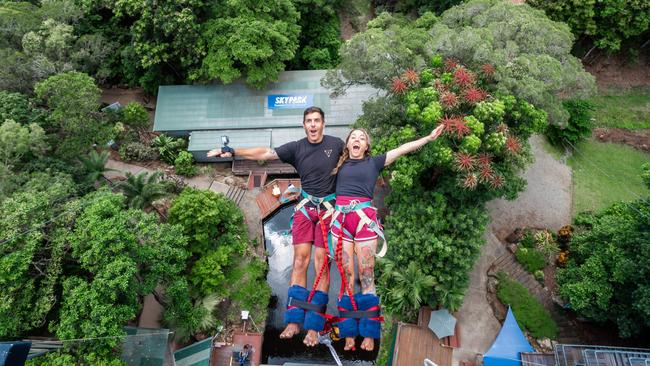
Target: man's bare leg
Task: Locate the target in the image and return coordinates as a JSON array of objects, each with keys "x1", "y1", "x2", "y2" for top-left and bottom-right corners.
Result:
[
  {"x1": 303, "y1": 246, "x2": 330, "y2": 346},
  {"x1": 356, "y1": 240, "x2": 377, "y2": 351},
  {"x1": 281, "y1": 243, "x2": 311, "y2": 339}
]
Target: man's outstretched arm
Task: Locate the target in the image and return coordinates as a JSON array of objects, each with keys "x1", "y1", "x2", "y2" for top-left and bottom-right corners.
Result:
[{"x1": 206, "y1": 147, "x2": 279, "y2": 161}]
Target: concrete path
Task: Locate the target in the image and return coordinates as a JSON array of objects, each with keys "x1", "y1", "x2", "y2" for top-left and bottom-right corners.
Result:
[{"x1": 453, "y1": 134, "x2": 573, "y2": 365}]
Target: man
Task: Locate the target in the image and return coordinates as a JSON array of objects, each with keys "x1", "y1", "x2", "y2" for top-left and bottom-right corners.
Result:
[{"x1": 207, "y1": 106, "x2": 344, "y2": 347}]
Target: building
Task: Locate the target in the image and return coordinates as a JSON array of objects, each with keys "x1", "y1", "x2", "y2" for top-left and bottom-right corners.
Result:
[{"x1": 153, "y1": 70, "x2": 378, "y2": 177}]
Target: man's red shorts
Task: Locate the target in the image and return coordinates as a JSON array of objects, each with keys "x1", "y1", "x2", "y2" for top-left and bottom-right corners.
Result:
[{"x1": 292, "y1": 205, "x2": 332, "y2": 248}]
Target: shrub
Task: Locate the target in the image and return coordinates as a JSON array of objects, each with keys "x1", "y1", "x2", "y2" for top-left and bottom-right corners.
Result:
[
  {"x1": 121, "y1": 102, "x2": 150, "y2": 129},
  {"x1": 497, "y1": 272, "x2": 558, "y2": 339},
  {"x1": 153, "y1": 134, "x2": 186, "y2": 164},
  {"x1": 515, "y1": 247, "x2": 546, "y2": 273},
  {"x1": 546, "y1": 99, "x2": 594, "y2": 148},
  {"x1": 519, "y1": 230, "x2": 536, "y2": 249},
  {"x1": 534, "y1": 270, "x2": 545, "y2": 282},
  {"x1": 174, "y1": 151, "x2": 197, "y2": 177},
  {"x1": 118, "y1": 141, "x2": 158, "y2": 162}
]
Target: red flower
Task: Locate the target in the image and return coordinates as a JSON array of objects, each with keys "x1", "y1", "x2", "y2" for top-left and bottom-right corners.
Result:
[
  {"x1": 477, "y1": 153, "x2": 493, "y2": 167},
  {"x1": 440, "y1": 92, "x2": 459, "y2": 109},
  {"x1": 495, "y1": 123, "x2": 509, "y2": 134},
  {"x1": 490, "y1": 174, "x2": 505, "y2": 189},
  {"x1": 481, "y1": 64, "x2": 495, "y2": 77},
  {"x1": 391, "y1": 77, "x2": 408, "y2": 94},
  {"x1": 402, "y1": 69, "x2": 420, "y2": 85},
  {"x1": 444, "y1": 58, "x2": 459, "y2": 71},
  {"x1": 463, "y1": 173, "x2": 478, "y2": 190},
  {"x1": 453, "y1": 67, "x2": 475, "y2": 87},
  {"x1": 463, "y1": 87, "x2": 487, "y2": 104},
  {"x1": 455, "y1": 152, "x2": 476, "y2": 172},
  {"x1": 505, "y1": 136, "x2": 522, "y2": 155},
  {"x1": 478, "y1": 164, "x2": 493, "y2": 182},
  {"x1": 440, "y1": 116, "x2": 470, "y2": 139}
]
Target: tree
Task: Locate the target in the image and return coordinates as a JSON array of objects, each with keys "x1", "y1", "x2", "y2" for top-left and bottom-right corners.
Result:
[
  {"x1": 288, "y1": 0, "x2": 341, "y2": 70},
  {"x1": 557, "y1": 164, "x2": 650, "y2": 338},
  {"x1": 0, "y1": 119, "x2": 47, "y2": 190},
  {"x1": 35, "y1": 71, "x2": 113, "y2": 160},
  {"x1": 377, "y1": 260, "x2": 437, "y2": 322},
  {"x1": 0, "y1": 172, "x2": 77, "y2": 338},
  {"x1": 168, "y1": 187, "x2": 248, "y2": 255},
  {"x1": 191, "y1": 0, "x2": 300, "y2": 88},
  {"x1": 0, "y1": 2, "x2": 41, "y2": 49},
  {"x1": 0, "y1": 91, "x2": 38, "y2": 125},
  {"x1": 528, "y1": 0, "x2": 650, "y2": 52},
  {"x1": 0, "y1": 48, "x2": 37, "y2": 93},
  {"x1": 52, "y1": 189, "x2": 189, "y2": 359},
  {"x1": 117, "y1": 171, "x2": 168, "y2": 209}
]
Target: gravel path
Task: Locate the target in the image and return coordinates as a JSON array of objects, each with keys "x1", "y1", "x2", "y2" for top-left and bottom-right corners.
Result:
[{"x1": 453, "y1": 134, "x2": 572, "y2": 365}]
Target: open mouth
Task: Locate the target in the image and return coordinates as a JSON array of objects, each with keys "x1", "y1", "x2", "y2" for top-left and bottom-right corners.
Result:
[{"x1": 352, "y1": 144, "x2": 361, "y2": 152}]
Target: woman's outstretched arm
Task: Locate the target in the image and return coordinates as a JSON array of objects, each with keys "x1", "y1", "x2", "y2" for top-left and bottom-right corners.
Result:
[{"x1": 385, "y1": 124, "x2": 444, "y2": 166}]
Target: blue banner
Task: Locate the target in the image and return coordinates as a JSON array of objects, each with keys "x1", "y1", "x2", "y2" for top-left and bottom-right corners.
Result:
[{"x1": 268, "y1": 94, "x2": 313, "y2": 110}]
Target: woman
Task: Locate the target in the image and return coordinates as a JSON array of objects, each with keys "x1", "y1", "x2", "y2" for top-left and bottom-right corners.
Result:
[{"x1": 330, "y1": 124, "x2": 445, "y2": 351}]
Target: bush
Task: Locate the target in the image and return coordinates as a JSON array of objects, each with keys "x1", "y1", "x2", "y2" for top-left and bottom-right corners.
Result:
[
  {"x1": 174, "y1": 151, "x2": 197, "y2": 177},
  {"x1": 121, "y1": 102, "x2": 149, "y2": 129},
  {"x1": 119, "y1": 142, "x2": 158, "y2": 162},
  {"x1": 515, "y1": 247, "x2": 546, "y2": 273},
  {"x1": 534, "y1": 270, "x2": 545, "y2": 282},
  {"x1": 153, "y1": 134, "x2": 186, "y2": 164},
  {"x1": 546, "y1": 99, "x2": 594, "y2": 148},
  {"x1": 519, "y1": 230, "x2": 536, "y2": 249},
  {"x1": 497, "y1": 272, "x2": 558, "y2": 339}
]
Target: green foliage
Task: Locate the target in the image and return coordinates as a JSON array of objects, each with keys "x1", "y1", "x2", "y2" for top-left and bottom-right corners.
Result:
[
  {"x1": 153, "y1": 134, "x2": 187, "y2": 164},
  {"x1": 168, "y1": 188, "x2": 248, "y2": 255},
  {"x1": 322, "y1": 12, "x2": 431, "y2": 95},
  {"x1": 117, "y1": 171, "x2": 168, "y2": 209},
  {"x1": 546, "y1": 99, "x2": 594, "y2": 148},
  {"x1": 174, "y1": 151, "x2": 197, "y2": 177},
  {"x1": 377, "y1": 260, "x2": 436, "y2": 322},
  {"x1": 289, "y1": 0, "x2": 341, "y2": 70},
  {"x1": 0, "y1": 172, "x2": 77, "y2": 338},
  {"x1": 427, "y1": 0, "x2": 595, "y2": 127},
  {"x1": 35, "y1": 71, "x2": 113, "y2": 160},
  {"x1": 528, "y1": 0, "x2": 650, "y2": 52},
  {"x1": 78, "y1": 150, "x2": 113, "y2": 185},
  {"x1": 161, "y1": 278, "x2": 207, "y2": 343},
  {"x1": 119, "y1": 142, "x2": 158, "y2": 162},
  {"x1": 121, "y1": 102, "x2": 150, "y2": 129},
  {"x1": 192, "y1": 0, "x2": 300, "y2": 88},
  {"x1": 515, "y1": 247, "x2": 546, "y2": 273},
  {"x1": 0, "y1": 119, "x2": 47, "y2": 183},
  {"x1": 587, "y1": 87, "x2": 650, "y2": 130},
  {"x1": 53, "y1": 189, "x2": 189, "y2": 355},
  {"x1": 558, "y1": 170, "x2": 650, "y2": 337},
  {"x1": 189, "y1": 244, "x2": 244, "y2": 297},
  {"x1": 497, "y1": 272, "x2": 558, "y2": 339},
  {"x1": 220, "y1": 257, "x2": 271, "y2": 325},
  {"x1": 0, "y1": 2, "x2": 41, "y2": 49},
  {"x1": 373, "y1": 0, "x2": 463, "y2": 15},
  {"x1": 0, "y1": 91, "x2": 36, "y2": 125},
  {"x1": 0, "y1": 48, "x2": 37, "y2": 94}
]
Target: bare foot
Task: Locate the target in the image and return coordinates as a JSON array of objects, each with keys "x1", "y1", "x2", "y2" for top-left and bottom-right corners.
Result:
[
  {"x1": 360, "y1": 337, "x2": 374, "y2": 351},
  {"x1": 303, "y1": 330, "x2": 319, "y2": 346},
  {"x1": 279, "y1": 323, "x2": 300, "y2": 339},
  {"x1": 344, "y1": 337, "x2": 355, "y2": 351}
]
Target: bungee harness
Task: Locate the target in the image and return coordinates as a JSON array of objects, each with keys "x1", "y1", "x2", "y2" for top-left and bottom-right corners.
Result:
[{"x1": 330, "y1": 200, "x2": 388, "y2": 258}]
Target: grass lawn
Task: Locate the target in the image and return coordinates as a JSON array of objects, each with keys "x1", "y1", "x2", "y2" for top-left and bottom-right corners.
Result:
[
  {"x1": 568, "y1": 140, "x2": 650, "y2": 215},
  {"x1": 588, "y1": 87, "x2": 650, "y2": 129}
]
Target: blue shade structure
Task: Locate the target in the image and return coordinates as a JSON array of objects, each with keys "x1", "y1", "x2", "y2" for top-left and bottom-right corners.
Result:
[{"x1": 484, "y1": 307, "x2": 534, "y2": 366}]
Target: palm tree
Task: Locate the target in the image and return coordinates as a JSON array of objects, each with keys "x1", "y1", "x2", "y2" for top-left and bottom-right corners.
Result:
[
  {"x1": 118, "y1": 171, "x2": 167, "y2": 209},
  {"x1": 378, "y1": 260, "x2": 437, "y2": 322},
  {"x1": 79, "y1": 150, "x2": 115, "y2": 185}
]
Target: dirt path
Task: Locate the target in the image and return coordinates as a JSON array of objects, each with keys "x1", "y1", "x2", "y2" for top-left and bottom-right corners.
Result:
[{"x1": 593, "y1": 128, "x2": 650, "y2": 152}]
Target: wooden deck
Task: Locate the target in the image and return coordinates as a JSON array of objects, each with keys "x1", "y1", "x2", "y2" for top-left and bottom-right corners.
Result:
[
  {"x1": 392, "y1": 307, "x2": 456, "y2": 366},
  {"x1": 521, "y1": 352, "x2": 556, "y2": 366},
  {"x1": 255, "y1": 179, "x2": 302, "y2": 218},
  {"x1": 211, "y1": 332, "x2": 263, "y2": 366},
  {"x1": 232, "y1": 159, "x2": 296, "y2": 176}
]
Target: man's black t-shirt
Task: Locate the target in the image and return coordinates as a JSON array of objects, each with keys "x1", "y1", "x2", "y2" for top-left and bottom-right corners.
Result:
[
  {"x1": 335, "y1": 154, "x2": 386, "y2": 199},
  {"x1": 275, "y1": 135, "x2": 344, "y2": 197}
]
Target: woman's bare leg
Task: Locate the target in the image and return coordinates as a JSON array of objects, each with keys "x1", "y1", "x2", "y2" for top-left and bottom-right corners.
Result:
[{"x1": 355, "y1": 239, "x2": 377, "y2": 351}]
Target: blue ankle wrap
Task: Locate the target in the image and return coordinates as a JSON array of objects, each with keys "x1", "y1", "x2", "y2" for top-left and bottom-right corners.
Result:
[
  {"x1": 337, "y1": 295, "x2": 358, "y2": 338},
  {"x1": 303, "y1": 291, "x2": 329, "y2": 331},
  {"x1": 284, "y1": 285, "x2": 309, "y2": 325},
  {"x1": 356, "y1": 293, "x2": 381, "y2": 339}
]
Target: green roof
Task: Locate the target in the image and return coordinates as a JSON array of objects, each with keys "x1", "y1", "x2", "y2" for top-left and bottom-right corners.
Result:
[{"x1": 153, "y1": 70, "x2": 377, "y2": 134}]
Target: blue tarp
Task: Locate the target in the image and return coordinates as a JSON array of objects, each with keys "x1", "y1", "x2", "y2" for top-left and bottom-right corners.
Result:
[{"x1": 484, "y1": 307, "x2": 534, "y2": 366}]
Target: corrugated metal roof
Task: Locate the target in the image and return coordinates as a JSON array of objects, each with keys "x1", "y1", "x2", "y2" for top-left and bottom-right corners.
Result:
[{"x1": 153, "y1": 70, "x2": 377, "y2": 133}]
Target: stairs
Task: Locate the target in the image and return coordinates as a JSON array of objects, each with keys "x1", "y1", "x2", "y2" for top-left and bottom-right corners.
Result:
[{"x1": 225, "y1": 184, "x2": 246, "y2": 206}]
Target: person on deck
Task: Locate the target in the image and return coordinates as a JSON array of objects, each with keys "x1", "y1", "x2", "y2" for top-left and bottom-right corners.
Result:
[
  {"x1": 207, "y1": 106, "x2": 344, "y2": 347},
  {"x1": 330, "y1": 125, "x2": 445, "y2": 351}
]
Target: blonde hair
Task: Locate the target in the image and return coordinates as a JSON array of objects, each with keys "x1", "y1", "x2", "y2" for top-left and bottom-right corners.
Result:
[{"x1": 331, "y1": 128, "x2": 372, "y2": 175}]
